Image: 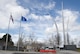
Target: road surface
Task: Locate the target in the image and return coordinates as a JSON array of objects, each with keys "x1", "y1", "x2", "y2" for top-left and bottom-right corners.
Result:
[
  {"x1": 0, "y1": 50, "x2": 80, "y2": 54},
  {"x1": 57, "y1": 50, "x2": 80, "y2": 54}
]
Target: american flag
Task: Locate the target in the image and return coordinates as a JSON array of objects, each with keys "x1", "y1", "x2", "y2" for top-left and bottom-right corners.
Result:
[{"x1": 10, "y1": 14, "x2": 14, "y2": 23}]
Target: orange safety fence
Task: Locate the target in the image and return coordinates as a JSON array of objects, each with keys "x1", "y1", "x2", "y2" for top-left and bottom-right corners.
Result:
[{"x1": 40, "y1": 49, "x2": 56, "y2": 54}]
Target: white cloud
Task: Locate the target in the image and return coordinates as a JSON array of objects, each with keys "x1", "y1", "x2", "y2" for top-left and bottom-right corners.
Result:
[
  {"x1": 22, "y1": 24, "x2": 32, "y2": 32},
  {"x1": 23, "y1": 0, "x2": 55, "y2": 10},
  {"x1": 0, "y1": 33, "x2": 6, "y2": 38},
  {"x1": 0, "y1": 0, "x2": 80, "y2": 44},
  {"x1": 45, "y1": 9, "x2": 80, "y2": 35},
  {"x1": 0, "y1": 0, "x2": 29, "y2": 29},
  {"x1": 11, "y1": 34, "x2": 19, "y2": 43},
  {"x1": 39, "y1": 2, "x2": 55, "y2": 10},
  {"x1": 29, "y1": 13, "x2": 52, "y2": 21},
  {"x1": 37, "y1": 38, "x2": 45, "y2": 43},
  {"x1": 30, "y1": 14, "x2": 39, "y2": 20}
]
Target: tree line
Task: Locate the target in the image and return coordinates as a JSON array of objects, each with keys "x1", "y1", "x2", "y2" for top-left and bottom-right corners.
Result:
[{"x1": 1, "y1": 33, "x2": 80, "y2": 51}]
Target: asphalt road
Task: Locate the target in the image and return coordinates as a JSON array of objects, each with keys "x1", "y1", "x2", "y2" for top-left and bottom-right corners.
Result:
[
  {"x1": 57, "y1": 50, "x2": 80, "y2": 54},
  {"x1": 0, "y1": 50, "x2": 80, "y2": 54}
]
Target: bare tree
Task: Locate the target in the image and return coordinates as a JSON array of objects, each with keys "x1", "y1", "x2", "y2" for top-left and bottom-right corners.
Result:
[
  {"x1": 78, "y1": 41, "x2": 80, "y2": 48},
  {"x1": 48, "y1": 34, "x2": 55, "y2": 46},
  {"x1": 70, "y1": 41, "x2": 75, "y2": 45},
  {"x1": 16, "y1": 32, "x2": 25, "y2": 47},
  {"x1": 23, "y1": 33, "x2": 38, "y2": 51},
  {"x1": 28, "y1": 33, "x2": 37, "y2": 44},
  {"x1": 69, "y1": 38, "x2": 77, "y2": 45},
  {"x1": 31, "y1": 42, "x2": 44, "y2": 51},
  {"x1": 55, "y1": 33, "x2": 62, "y2": 48},
  {"x1": 66, "y1": 33, "x2": 70, "y2": 45}
]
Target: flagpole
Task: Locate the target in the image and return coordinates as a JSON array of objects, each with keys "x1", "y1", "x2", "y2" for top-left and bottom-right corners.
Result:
[
  {"x1": 17, "y1": 15, "x2": 27, "y2": 51},
  {"x1": 18, "y1": 16, "x2": 22, "y2": 51},
  {"x1": 62, "y1": 2, "x2": 66, "y2": 45},
  {"x1": 5, "y1": 15, "x2": 11, "y2": 50}
]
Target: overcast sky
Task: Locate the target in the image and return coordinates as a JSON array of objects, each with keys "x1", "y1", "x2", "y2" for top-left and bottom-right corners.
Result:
[{"x1": 0, "y1": 0, "x2": 80, "y2": 45}]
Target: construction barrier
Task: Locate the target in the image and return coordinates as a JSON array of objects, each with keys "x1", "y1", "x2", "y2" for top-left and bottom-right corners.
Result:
[{"x1": 40, "y1": 49, "x2": 56, "y2": 54}]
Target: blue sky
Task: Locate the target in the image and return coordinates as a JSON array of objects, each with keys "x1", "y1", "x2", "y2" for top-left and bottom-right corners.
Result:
[{"x1": 0, "y1": 0, "x2": 80, "y2": 46}]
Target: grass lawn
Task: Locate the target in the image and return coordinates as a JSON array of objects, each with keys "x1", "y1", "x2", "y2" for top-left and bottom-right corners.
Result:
[{"x1": 76, "y1": 48, "x2": 80, "y2": 52}]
